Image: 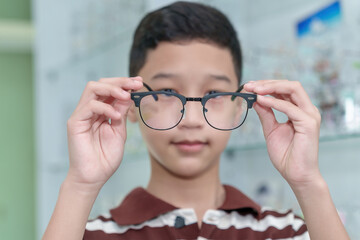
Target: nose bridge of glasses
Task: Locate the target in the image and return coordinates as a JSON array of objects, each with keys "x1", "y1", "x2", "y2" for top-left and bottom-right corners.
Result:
[
  {"x1": 184, "y1": 97, "x2": 205, "y2": 112},
  {"x1": 181, "y1": 97, "x2": 205, "y2": 121},
  {"x1": 185, "y1": 97, "x2": 202, "y2": 102}
]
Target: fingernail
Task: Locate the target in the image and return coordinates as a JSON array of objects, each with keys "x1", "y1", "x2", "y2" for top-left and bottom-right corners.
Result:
[
  {"x1": 131, "y1": 76, "x2": 142, "y2": 82},
  {"x1": 245, "y1": 82, "x2": 255, "y2": 87},
  {"x1": 133, "y1": 80, "x2": 143, "y2": 86}
]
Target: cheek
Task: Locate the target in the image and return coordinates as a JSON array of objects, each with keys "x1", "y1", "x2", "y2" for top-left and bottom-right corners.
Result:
[
  {"x1": 128, "y1": 105, "x2": 140, "y2": 123},
  {"x1": 209, "y1": 130, "x2": 232, "y2": 150},
  {"x1": 138, "y1": 125, "x2": 168, "y2": 155}
]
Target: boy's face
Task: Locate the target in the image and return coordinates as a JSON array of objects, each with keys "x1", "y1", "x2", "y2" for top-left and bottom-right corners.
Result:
[{"x1": 129, "y1": 40, "x2": 238, "y2": 178}]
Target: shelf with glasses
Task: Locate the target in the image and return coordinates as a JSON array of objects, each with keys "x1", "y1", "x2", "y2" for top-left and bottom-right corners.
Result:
[
  {"x1": 225, "y1": 131, "x2": 360, "y2": 153},
  {"x1": 224, "y1": 81, "x2": 360, "y2": 153}
]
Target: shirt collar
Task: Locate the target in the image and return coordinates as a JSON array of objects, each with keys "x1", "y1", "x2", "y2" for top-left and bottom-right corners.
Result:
[
  {"x1": 219, "y1": 185, "x2": 261, "y2": 216},
  {"x1": 110, "y1": 184, "x2": 261, "y2": 226}
]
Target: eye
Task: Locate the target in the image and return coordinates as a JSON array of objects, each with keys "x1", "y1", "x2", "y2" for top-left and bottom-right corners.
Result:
[
  {"x1": 161, "y1": 88, "x2": 176, "y2": 93},
  {"x1": 206, "y1": 90, "x2": 219, "y2": 96},
  {"x1": 206, "y1": 90, "x2": 224, "y2": 99},
  {"x1": 158, "y1": 88, "x2": 177, "y2": 97}
]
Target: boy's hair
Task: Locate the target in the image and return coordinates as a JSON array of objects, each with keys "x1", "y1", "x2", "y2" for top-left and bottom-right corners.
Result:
[{"x1": 129, "y1": 1, "x2": 243, "y2": 84}]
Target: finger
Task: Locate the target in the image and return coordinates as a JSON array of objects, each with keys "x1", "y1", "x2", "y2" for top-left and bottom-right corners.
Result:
[
  {"x1": 108, "y1": 100, "x2": 132, "y2": 132},
  {"x1": 265, "y1": 92, "x2": 288, "y2": 101},
  {"x1": 99, "y1": 76, "x2": 142, "y2": 83},
  {"x1": 257, "y1": 95, "x2": 321, "y2": 137},
  {"x1": 245, "y1": 81, "x2": 292, "y2": 106},
  {"x1": 245, "y1": 80, "x2": 314, "y2": 113},
  {"x1": 256, "y1": 95, "x2": 309, "y2": 124},
  {"x1": 247, "y1": 80, "x2": 312, "y2": 109},
  {"x1": 267, "y1": 93, "x2": 292, "y2": 105},
  {"x1": 73, "y1": 99, "x2": 123, "y2": 122},
  {"x1": 80, "y1": 81, "x2": 130, "y2": 103},
  {"x1": 99, "y1": 76, "x2": 143, "y2": 91},
  {"x1": 253, "y1": 102, "x2": 279, "y2": 138},
  {"x1": 78, "y1": 78, "x2": 143, "y2": 107}
]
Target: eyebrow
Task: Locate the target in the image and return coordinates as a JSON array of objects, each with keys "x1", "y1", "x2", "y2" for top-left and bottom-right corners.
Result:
[
  {"x1": 151, "y1": 72, "x2": 231, "y2": 83},
  {"x1": 207, "y1": 74, "x2": 231, "y2": 83},
  {"x1": 151, "y1": 73, "x2": 179, "y2": 81}
]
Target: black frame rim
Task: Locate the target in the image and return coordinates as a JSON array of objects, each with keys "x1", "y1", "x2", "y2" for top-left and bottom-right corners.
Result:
[{"x1": 130, "y1": 87, "x2": 257, "y2": 131}]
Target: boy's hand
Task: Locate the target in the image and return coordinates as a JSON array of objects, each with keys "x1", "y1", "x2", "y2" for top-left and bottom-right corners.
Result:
[
  {"x1": 244, "y1": 80, "x2": 322, "y2": 189},
  {"x1": 66, "y1": 77, "x2": 143, "y2": 191}
]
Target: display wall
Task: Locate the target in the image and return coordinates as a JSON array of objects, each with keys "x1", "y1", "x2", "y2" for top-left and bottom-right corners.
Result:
[{"x1": 34, "y1": 0, "x2": 360, "y2": 238}]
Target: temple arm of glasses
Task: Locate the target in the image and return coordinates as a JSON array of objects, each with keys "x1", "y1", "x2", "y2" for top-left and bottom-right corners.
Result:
[
  {"x1": 143, "y1": 82, "x2": 153, "y2": 91},
  {"x1": 231, "y1": 84, "x2": 245, "y2": 101},
  {"x1": 142, "y1": 82, "x2": 159, "y2": 101},
  {"x1": 231, "y1": 84, "x2": 257, "y2": 108},
  {"x1": 236, "y1": 84, "x2": 245, "y2": 93}
]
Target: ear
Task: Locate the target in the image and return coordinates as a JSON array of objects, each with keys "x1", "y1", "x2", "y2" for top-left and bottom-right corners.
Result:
[{"x1": 127, "y1": 103, "x2": 138, "y2": 123}]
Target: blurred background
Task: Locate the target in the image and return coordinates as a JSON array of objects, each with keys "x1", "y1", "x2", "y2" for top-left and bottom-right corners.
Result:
[{"x1": 1, "y1": 0, "x2": 359, "y2": 239}]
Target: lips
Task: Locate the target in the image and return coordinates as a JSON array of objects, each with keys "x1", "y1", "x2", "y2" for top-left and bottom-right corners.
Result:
[{"x1": 172, "y1": 140, "x2": 208, "y2": 153}]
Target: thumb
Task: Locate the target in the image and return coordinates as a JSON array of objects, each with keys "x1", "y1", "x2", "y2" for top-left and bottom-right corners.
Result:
[
  {"x1": 110, "y1": 98, "x2": 133, "y2": 131},
  {"x1": 253, "y1": 100, "x2": 278, "y2": 139}
]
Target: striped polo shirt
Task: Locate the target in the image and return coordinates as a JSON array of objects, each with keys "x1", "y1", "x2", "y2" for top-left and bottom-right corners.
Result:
[{"x1": 84, "y1": 185, "x2": 309, "y2": 239}]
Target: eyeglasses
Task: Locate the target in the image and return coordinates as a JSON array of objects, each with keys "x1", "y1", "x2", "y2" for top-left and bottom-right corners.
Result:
[{"x1": 131, "y1": 83, "x2": 257, "y2": 131}]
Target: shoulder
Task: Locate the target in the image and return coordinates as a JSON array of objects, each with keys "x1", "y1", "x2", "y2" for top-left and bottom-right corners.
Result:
[
  {"x1": 257, "y1": 207, "x2": 309, "y2": 238},
  {"x1": 84, "y1": 213, "x2": 119, "y2": 240},
  {"x1": 218, "y1": 185, "x2": 309, "y2": 239},
  {"x1": 83, "y1": 187, "x2": 179, "y2": 240}
]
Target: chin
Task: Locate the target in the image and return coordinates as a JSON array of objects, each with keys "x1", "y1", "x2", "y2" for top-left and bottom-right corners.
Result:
[
  {"x1": 149, "y1": 148, "x2": 221, "y2": 179},
  {"x1": 167, "y1": 158, "x2": 216, "y2": 179}
]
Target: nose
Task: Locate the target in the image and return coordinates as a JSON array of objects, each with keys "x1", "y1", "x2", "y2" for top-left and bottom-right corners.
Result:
[{"x1": 177, "y1": 100, "x2": 205, "y2": 129}]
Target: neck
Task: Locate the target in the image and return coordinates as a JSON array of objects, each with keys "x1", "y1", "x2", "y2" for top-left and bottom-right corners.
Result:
[{"x1": 146, "y1": 156, "x2": 225, "y2": 223}]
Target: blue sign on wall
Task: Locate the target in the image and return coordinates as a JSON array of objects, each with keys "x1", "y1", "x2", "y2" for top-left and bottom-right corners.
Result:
[{"x1": 297, "y1": 1, "x2": 341, "y2": 38}]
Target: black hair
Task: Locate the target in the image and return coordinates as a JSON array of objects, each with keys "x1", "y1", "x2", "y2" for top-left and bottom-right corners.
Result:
[{"x1": 129, "y1": 1, "x2": 242, "y2": 84}]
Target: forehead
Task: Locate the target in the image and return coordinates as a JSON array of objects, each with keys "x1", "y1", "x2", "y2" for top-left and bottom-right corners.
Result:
[{"x1": 138, "y1": 40, "x2": 238, "y2": 88}]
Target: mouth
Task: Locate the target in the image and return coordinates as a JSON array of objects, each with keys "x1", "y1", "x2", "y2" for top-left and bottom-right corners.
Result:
[{"x1": 171, "y1": 140, "x2": 208, "y2": 153}]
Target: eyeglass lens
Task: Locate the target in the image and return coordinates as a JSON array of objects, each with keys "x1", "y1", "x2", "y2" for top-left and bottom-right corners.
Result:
[
  {"x1": 139, "y1": 93, "x2": 184, "y2": 130},
  {"x1": 204, "y1": 94, "x2": 248, "y2": 130},
  {"x1": 138, "y1": 93, "x2": 249, "y2": 130}
]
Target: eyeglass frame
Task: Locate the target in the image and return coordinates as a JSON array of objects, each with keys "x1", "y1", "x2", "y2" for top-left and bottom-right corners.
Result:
[{"x1": 131, "y1": 82, "x2": 257, "y2": 131}]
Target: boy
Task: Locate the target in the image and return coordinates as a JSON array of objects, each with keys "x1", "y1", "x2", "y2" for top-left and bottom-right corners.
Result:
[{"x1": 43, "y1": 1, "x2": 349, "y2": 239}]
